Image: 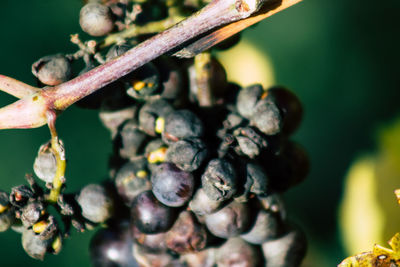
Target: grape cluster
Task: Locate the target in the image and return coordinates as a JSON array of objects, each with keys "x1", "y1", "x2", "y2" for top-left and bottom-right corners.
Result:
[
  {"x1": 92, "y1": 63, "x2": 309, "y2": 266},
  {"x1": 0, "y1": 0, "x2": 308, "y2": 266}
]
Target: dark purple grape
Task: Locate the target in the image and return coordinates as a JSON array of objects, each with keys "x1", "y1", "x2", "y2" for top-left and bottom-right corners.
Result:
[
  {"x1": 266, "y1": 141, "x2": 310, "y2": 191},
  {"x1": 114, "y1": 159, "x2": 151, "y2": 205},
  {"x1": 130, "y1": 191, "x2": 177, "y2": 234},
  {"x1": 240, "y1": 209, "x2": 283, "y2": 244},
  {"x1": 233, "y1": 126, "x2": 268, "y2": 158},
  {"x1": 248, "y1": 86, "x2": 303, "y2": 136},
  {"x1": 166, "y1": 138, "x2": 207, "y2": 172},
  {"x1": 90, "y1": 221, "x2": 139, "y2": 267},
  {"x1": 201, "y1": 159, "x2": 237, "y2": 202},
  {"x1": 162, "y1": 110, "x2": 203, "y2": 144},
  {"x1": 236, "y1": 84, "x2": 264, "y2": 119},
  {"x1": 245, "y1": 162, "x2": 269, "y2": 195},
  {"x1": 119, "y1": 120, "x2": 147, "y2": 159},
  {"x1": 165, "y1": 211, "x2": 207, "y2": 254},
  {"x1": 235, "y1": 162, "x2": 269, "y2": 202},
  {"x1": 79, "y1": 3, "x2": 115, "y2": 36},
  {"x1": 189, "y1": 188, "x2": 224, "y2": 216},
  {"x1": 235, "y1": 136, "x2": 261, "y2": 158},
  {"x1": 138, "y1": 99, "x2": 173, "y2": 136},
  {"x1": 31, "y1": 54, "x2": 71, "y2": 86},
  {"x1": 204, "y1": 200, "x2": 252, "y2": 238},
  {"x1": 224, "y1": 113, "x2": 245, "y2": 130},
  {"x1": 151, "y1": 163, "x2": 194, "y2": 207},
  {"x1": 264, "y1": 86, "x2": 303, "y2": 135},
  {"x1": 215, "y1": 237, "x2": 262, "y2": 267},
  {"x1": 250, "y1": 98, "x2": 282, "y2": 135},
  {"x1": 132, "y1": 225, "x2": 168, "y2": 253},
  {"x1": 76, "y1": 184, "x2": 113, "y2": 223},
  {"x1": 262, "y1": 224, "x2": 307, "y2": 267}
]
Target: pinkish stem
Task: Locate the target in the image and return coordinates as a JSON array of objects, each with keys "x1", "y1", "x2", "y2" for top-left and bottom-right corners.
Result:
[
  {"x1": 0, "y1": 0, "x2": 301, "y2": 130},
  {"x1": 0, "y1": 75, "x2": 39, "y2": 99}
]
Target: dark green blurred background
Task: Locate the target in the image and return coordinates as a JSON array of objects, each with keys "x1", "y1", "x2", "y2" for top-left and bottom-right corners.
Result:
[{"x1": 0, "y1": 0, "x2": 399, "y2": 266}]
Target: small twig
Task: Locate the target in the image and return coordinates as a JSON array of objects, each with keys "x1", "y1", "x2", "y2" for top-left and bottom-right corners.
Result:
[
  {"x1": 100, "y1": 14, "x2": 185, "y2": 48},
  {"x1": 124, "y1": 4, "x2": 142, "y2": 26},
  {"x1": 70, "y1": 35, "x2": 105, "y2": 64}
]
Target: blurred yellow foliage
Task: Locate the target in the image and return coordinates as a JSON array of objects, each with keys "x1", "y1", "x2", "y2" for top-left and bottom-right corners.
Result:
[
  {"x1": 216, "y1": 40, "x2": 275, "y2": 88},
  {"x1": 340, "y1": 117, "x2": 400, "y2": 262},
  {"x1": 340, "y1": 156, "x2": 385, "y2": 254}
]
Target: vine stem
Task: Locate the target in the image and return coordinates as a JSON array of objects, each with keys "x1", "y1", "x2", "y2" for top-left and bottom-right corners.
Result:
[
  {"x1": 46, "y1": 111, "x2": 66, "y2": 203},
  {"x1": 46, "y1": 0, "x2": 265, "y2": 110},
  {"x1": 0, "y1": 0, "x2": 301, "y2": 130},
  {"x1": 194, "y1": 52, "x2": 215, "y2": 106}
]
